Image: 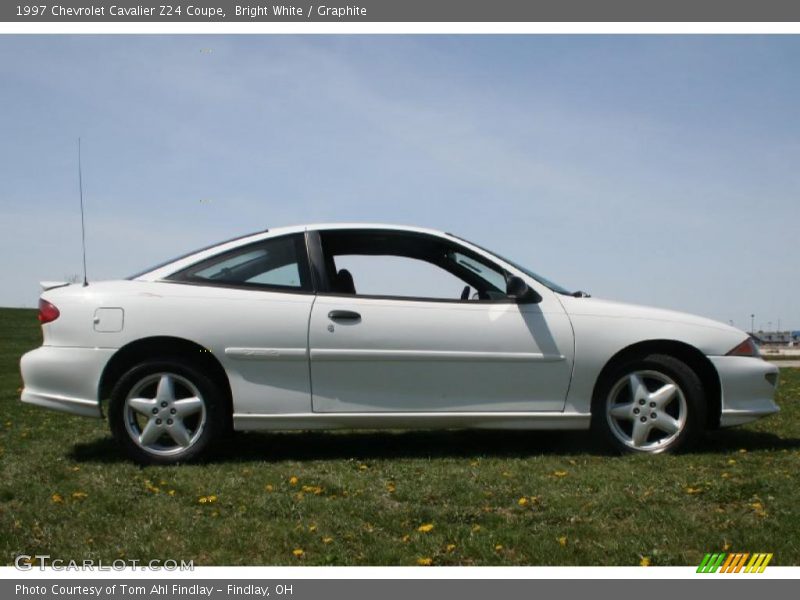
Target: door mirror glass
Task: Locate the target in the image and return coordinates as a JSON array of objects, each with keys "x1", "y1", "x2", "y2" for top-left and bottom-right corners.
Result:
[{"x1": 506, "y1": 276, "x2": 542, "y2": 303}]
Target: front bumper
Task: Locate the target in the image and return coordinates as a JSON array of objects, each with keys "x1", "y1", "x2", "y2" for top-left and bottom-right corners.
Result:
[
  {"x1": 709, "y1": 355, "x2": 780, "y2": 427},
  {"x1": 20, "y1": 346, "x2": 116, "y2": 418}
]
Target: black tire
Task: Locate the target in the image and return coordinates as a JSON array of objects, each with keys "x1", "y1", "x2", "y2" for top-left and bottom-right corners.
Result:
[
  {"x1": 108, "y1": 358, "x2": 225, "y2": 465},
  {"x1": 591, "y1": 353, "x2": 706, "y2": 454}
]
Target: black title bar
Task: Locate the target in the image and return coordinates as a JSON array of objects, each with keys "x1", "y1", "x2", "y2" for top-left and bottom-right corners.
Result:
[{"x1": 5, "y1": 0, "x2": 800, "y2": 22}]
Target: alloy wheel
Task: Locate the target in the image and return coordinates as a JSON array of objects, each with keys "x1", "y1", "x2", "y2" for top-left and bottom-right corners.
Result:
[
  {"x1": 123, "y1": 372, "x2": 207, "y2": 456},
  {"x1": 605, "y1": 370, "x2": 687, "y2": 452}
]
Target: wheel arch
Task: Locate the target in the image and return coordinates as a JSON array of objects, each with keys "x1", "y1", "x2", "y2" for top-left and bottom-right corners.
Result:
[
  {"x1": 98, "y1": 336, "x2": 233, "y2": 429},
  {"x1": 592, "y1": 339, "x2": 722, "y2": 429}
]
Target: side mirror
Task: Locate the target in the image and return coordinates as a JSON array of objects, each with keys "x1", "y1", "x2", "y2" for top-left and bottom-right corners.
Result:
[{"x1": 506, "y1": 276, "x2": 542, "y2": 303}]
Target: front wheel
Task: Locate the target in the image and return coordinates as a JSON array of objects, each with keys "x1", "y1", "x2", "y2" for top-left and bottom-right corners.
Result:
[
  {"x1": 593, "y1": 354, "x2": 706, "y2": 454},
  {"x1": 109, "y1": 359, "x2": 224, "y2": 465}
]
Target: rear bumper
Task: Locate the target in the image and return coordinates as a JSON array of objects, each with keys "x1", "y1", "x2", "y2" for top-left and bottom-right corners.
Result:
[
  {"x1": 709, "y1": 356, "x2": 780, "y2": 427},
  {"x1": 20, "y1": 346, "x2": 116, "y2": 418}
]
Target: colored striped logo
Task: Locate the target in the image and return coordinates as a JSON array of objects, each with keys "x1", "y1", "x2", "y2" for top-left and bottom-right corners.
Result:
[{"x1": 697, "y1": 552, "x2": 773, "y2": 573}]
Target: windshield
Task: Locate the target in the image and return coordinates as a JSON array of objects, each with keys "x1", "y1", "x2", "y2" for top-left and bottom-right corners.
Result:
[{"x1": 450, "y1": 235, "x2": 573, "y2": 295}]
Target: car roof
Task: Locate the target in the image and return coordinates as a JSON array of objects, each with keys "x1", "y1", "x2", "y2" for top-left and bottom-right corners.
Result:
[
  {"x1": 282, "y1": 222, "x2": 447, "y2": 236},
  {"x1": 132, "y1": 223, "x2": 454, "y2": 281}
]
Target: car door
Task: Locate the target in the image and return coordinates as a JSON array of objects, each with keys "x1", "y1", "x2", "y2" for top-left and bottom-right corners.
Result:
[{"x1": 307, "y1": 229, "x2": 574, "y2": 413}]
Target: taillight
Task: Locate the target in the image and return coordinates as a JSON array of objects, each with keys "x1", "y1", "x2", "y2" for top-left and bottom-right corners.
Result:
[
  {"x1": 38, "y1": 298, "x2": 60, "y2": 324},
  {"x1": 726, "y1": 337, "x2": 760, "y2": 358}
]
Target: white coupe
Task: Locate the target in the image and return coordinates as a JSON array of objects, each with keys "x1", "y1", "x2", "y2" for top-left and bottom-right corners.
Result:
[{"x1": 20, "y1": 223, "x2": 779, "y2": 463}]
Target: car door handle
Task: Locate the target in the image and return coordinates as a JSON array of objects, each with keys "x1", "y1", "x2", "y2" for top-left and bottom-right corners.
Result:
[{"x1": 328, "y1": 310, "x2": 361, "y2": 321}]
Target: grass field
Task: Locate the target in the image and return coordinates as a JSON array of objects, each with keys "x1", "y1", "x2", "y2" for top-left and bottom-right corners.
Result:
[{"x1": 1, "y1": 306, "x2": 798, "y2": 566}]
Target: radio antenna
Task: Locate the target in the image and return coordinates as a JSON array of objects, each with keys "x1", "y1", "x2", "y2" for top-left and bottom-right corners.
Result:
[{"x1": 78, "y1": 137, "x2": 88, "y2": 286}]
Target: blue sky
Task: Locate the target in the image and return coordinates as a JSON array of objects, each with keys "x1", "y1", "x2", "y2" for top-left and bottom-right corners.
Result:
[{"x1": 1, "y1": 35, "x2": 798, "y2": 330}]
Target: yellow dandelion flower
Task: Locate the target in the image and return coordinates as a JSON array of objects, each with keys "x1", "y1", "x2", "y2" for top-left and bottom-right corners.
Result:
[
  {"x1": 386, "y1": 482, "x2": 396, "y2": 493},
  {"x1": 640, "y1": 557, "x2": 651, "y2": 567},
  {"x1": 557, "y1": 536, "x2": 568, "y2": 546},
  {"x1": 198, "y1": 496, "x2": 208, "y2": 504},
  {"x1": 323, "y1": 537, "x2": 334, "y2": 544},
  {"x1": 472, "y1": 525, "x2": 482, "y2": 532},
  {"x1": 401, "y1": 534, "x2": 411, "y2": 543},
  {"x1": 289, "y1": 476, "x2": 299, "y2": 485},
  {"x1": 552, "y1": 470, "x2": 568, "y2": 478},
  {"x1": 309, "y1": 524, "x2": 317, "y2": 532},
  {"x1": 518, "y1": 497, "x2": 529, "y2": 506},
  {"x1": 684, "y1": 487, "x2": 702, "y2": 495},
  {"x1": 359, "y1": 464, "x2": 368, "y2": 470},
  {"x1": 51, "y1": 493, "x2": 64, "y2": 504},
  {"x1": 494, "y1": 544, "x2": 503, "y2": 551},
  {"x1": 292, "y1": 548, "x2": 304, "y2": 558},
  {"x1": 265, "y1": 484, "x2": 274, "y2": 492},
  {"x1": 417, "y1": 557, "x2": 433, "y2": 566},
  {"x1": 446, "y1": 544, "x2": 456, "y2": 553},
  {"x1": 417, "y1": 523, "x2": 434, "y2": 533},
  {"x1": 71, "y1": 491, "x2": 88, "y2": 500},
  {"x1": 208, "y1": 495, "x2": 218, "y2": 503},
  {"x1": 727, "y1": 459, "x2": 737, "y2": 465},
  {"x1": 168, "y1": 490, "x2": 176, "y2": 496}
]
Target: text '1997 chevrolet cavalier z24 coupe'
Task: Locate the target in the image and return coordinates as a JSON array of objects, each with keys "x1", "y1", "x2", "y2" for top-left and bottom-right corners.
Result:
[{"x1": 21, "y1": 223, "x2": 779, "y2": 463}]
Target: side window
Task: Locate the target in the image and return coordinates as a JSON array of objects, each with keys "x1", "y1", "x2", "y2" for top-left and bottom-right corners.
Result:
[
  {"x1": 333, "y1": 255, "x2": 469, "y2": 300},
  {"x1": 169, "y1": 234, "x2": 312, "y2": 291},
  {"x1": 445, "y1": 251, "x2": 508, "y2": 294},
  {"x1": 320, "y1": 230, "x2": 511, "y2": 301}
]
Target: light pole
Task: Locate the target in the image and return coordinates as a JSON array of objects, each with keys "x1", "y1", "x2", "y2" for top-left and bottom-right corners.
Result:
[{"x1": 750, "y1": 314, "x2": 755, "y2": 334}]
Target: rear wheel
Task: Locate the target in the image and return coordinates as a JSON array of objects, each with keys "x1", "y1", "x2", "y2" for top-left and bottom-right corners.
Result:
[
  {"x1": 109, "y1": 359, "x2": 224, "y2": 465},
  {"x1": 593, "y1": 354, "x2": 706, "y2": 454}
]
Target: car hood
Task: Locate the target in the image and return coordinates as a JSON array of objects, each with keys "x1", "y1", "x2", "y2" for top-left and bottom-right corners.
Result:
[{"x1": 557, "y1": 295, "x2": 744, "y2": 337}]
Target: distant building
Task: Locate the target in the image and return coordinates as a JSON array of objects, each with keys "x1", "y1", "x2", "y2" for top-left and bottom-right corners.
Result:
[{"x1": 756, "y1": 330, "x2": 800, "y2": 346}]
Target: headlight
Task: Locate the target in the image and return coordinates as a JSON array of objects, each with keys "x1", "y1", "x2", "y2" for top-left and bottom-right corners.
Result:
[{"x1": 726, "y1": 337, "x2": 761, "y2": 358}]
